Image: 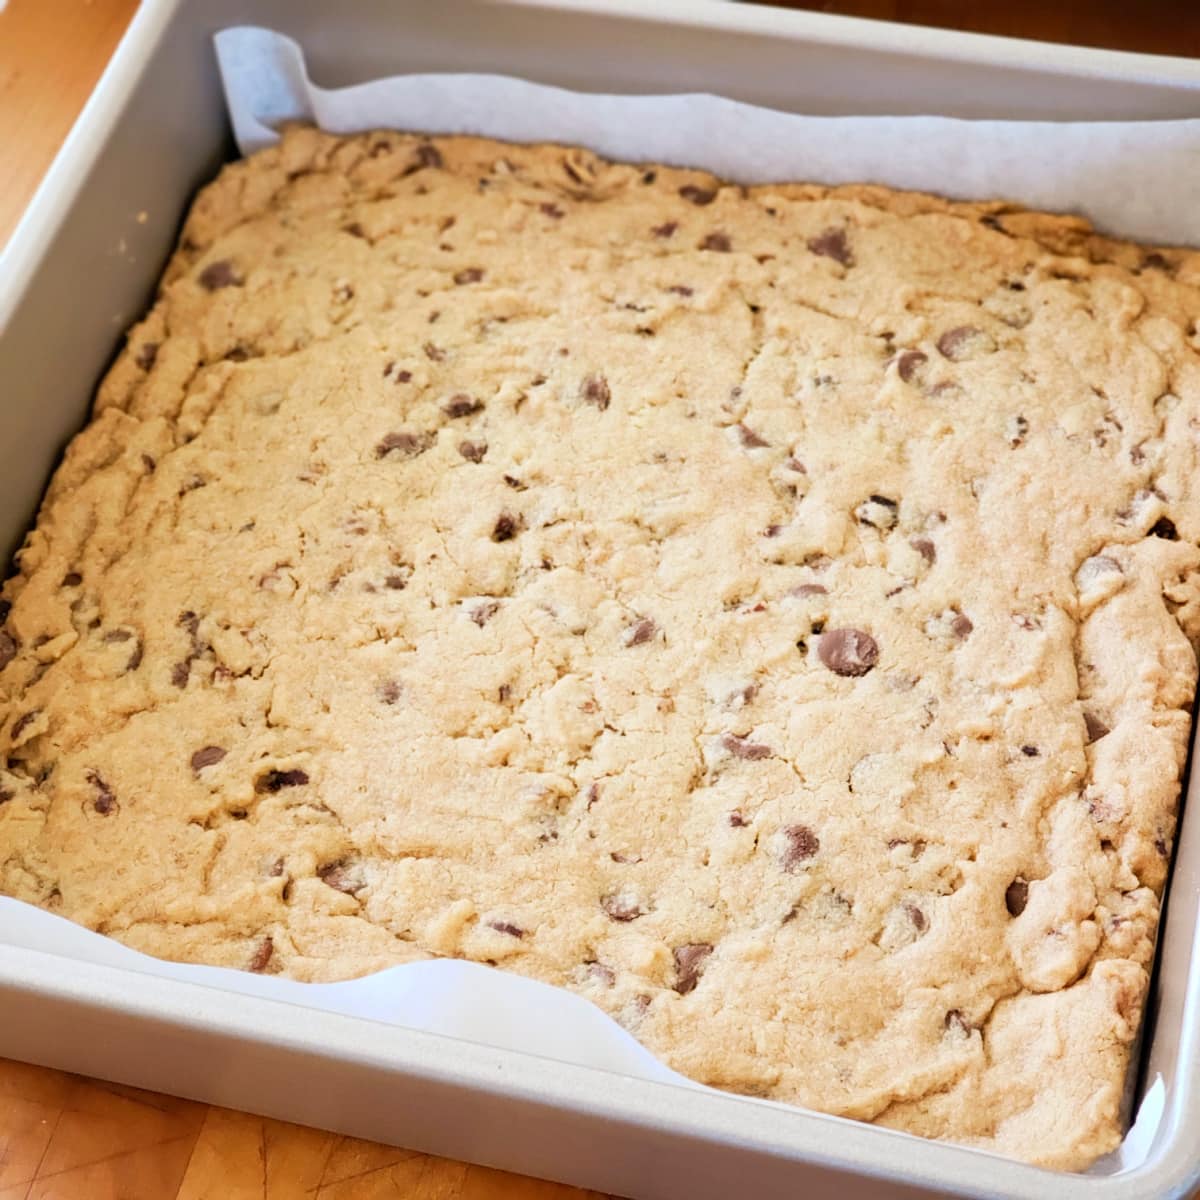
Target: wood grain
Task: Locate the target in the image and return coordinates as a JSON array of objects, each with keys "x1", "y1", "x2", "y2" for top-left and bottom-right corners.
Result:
[{"x1": 0, "y1": 1, "x2": 1194, "y2": 1197}]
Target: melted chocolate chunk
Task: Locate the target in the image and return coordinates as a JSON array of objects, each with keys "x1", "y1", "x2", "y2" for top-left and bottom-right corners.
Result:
[
  {"x1": 601, "y1": 893, "x2": 643, "y2": 922},
  {"x1": 1020, "y1": 745, "x2": 1039, "y2": 757},
  {"x1": 471, "y1": 601, "x2": 500, "y2": 627},
  {"x1": 376, "y1": 430, "x2": 434, "y2": 459},
  {"x1": 623, "y1": 618, "x2": 658, "y2": 647},
  {"x1": 581, "y1": 374, "x2": 611, "y2": 410},
  {"x1": 198, "y1": 260, "x2": 241, "y2": 291},
  {"x1": 736, "y1": 423, "x2": 769, "y2": 449},
  {"x1": 10, "y1": 711, "x2": 37, "y2": 740},
  {"x1": 652, "y1": 221, "x2": 678, "y2": 238},
  {"x1": 255, "y1": 768, "x2": 310, "y2": 794},
  {"x1": 318, "y1": 860, "x2": 365, "y2": 895},
  {"x1": 378, "y1": 680, "x2": 401, "y2": 705},
  {"x1": 458, "y1": 440, "x2": 487, "y2": 463},
  {"x1": 678, "y1": 185, "x2": 716, "y2": 206},
  {"x1": 807, "y1": 228, "x2": 853, "y2": 267},
  {"x1": 0, "y1": 631, "x2": 16, "y2": 671},
  {"x1": 780, "y1": 824, "x2": 820, "y2": 870},
  {"x1": 249, "y1": 937, "x2": 274, "y2": 973},
  {"x1": 191, "y1": 745, "x2": 226, "y2": 773},
  {"x1": 818, "y1": 629, "x2": 879, "y2": 676},
  {"x1": 1083, "y1": 711, "x2": 1110, "y2": 743},
  {"x1": 442, "y1": 394, "x2": 483, "y2": 418},
  {"x1": 700, "y1": 232, "x2": 732, "y2": 252},
  {"x1": 894, "y1": 349, "x2": 927, "y2": 383},
  {"x1": 170, "y1": 661, "x2": 191, "y2": 688},
  {"x1": 936, "y1": 325, "x2": 992, "y2": 361},
  {"x1": 488, "y1": 920, "x2": 525, "y2": 938},
  {"x1": 87, "y1": 770, "x2": 117, "y2": 815},
  {"x1": 790, "y1": 583, "x2": 828, "y2": 598},
  {"x1": 540, "y1": 202, "x2": 565, "y2": 219},
  {"x1": 720, "y1": 732, "x2": 772, "y2": 761},
  {"x1": 453, "y1": 267, "x2": 484, "y2": 285},
  {"x1": 423, "y1": 341, "x2": 446, "y2": 362},
  {"x1": 1005, "y1": 878, "x2": 1029, "y2": 917},
  {"x1": 729, "y1": 810, "x2": 748, "y2": 827},
  {"x1": 904, "y1": 902, "x2": 928, "y2": 933},
  {"x1": 1150, "y1": 516, "x2": 1179, "y2": 540},
  {"x1": 135, "y1": 343, "x2": 159, "y2": 371},
  {"x1": 951, "y1": 612, "x2": 974, "y2": 639},
  {"x1": 492, "y1": 511, "x2": 522, "y2": 542},
  {"x1": 587, "y1": 961, "x2": 616, "y2": 987},
  {"x1": 673, "y1": 943, "x2": 713, "y2": 994},
  {"x1": 910, "y1": 537, "x2": 936, "y2": 564}
]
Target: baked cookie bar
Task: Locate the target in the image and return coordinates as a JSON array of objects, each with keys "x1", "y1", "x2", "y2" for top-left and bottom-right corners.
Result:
[{"x1": 3, "y1": 126, "x2": 1199, "y2": 1168}]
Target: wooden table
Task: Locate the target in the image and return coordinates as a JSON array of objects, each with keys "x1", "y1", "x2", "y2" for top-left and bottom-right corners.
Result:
[{"x1": 0, "y1": 2, "x2": 1195, "y2": 1197}]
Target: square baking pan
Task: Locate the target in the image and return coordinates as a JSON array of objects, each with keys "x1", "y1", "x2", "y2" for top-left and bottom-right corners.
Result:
[{"x1": 2, "y1": 2, "x2": 1200, "y2": 1197}]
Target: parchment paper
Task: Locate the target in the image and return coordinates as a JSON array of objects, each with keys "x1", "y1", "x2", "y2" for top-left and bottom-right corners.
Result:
[{"x1": 5, "y1": 24, "x2": 1196, "y2": 1174}]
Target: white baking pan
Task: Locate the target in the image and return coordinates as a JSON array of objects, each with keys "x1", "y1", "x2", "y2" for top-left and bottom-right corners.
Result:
[{"x1": 1, "y1": 3, "x2": 1199, "y2": 1197}]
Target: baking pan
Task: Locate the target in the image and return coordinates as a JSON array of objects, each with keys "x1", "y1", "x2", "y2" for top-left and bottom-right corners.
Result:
[{"x1": 2, "y1": 2, "x2": 1200, "y2": 1197}]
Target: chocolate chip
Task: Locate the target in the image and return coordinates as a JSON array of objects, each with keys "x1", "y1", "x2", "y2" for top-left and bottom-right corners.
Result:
[
  {"x1": 893, "y1": 350, "x2": 927, "y2": 384},
  {"x1": 936, "y1": 325, "x2": 995, "y2": 361},
  {"x1": 1020, "y1": 745, "x2": 1039, "y2": 757},
  {"x1": 471, "y1": 601, "x2": 500, "y2": 627},
  {"x1": 1141, "y1": 252, "x2": 1173, "y2": 273},
  {"x1": 488, "y1": 920, "x2": 525, "y2": 938},
  {"x1": 344, "y1": 222, "x2": 367, "y2": 239},
  {"x1": 442, "y1": 393, "x2": 483, "y2": 418},
  {"x1": 103, "y1": 629, "x2": 132, "y2": 643},
  {"x1": 61, "y1": 572, "x2": 82, "y2": 587},
  {"x1": 384, "y1": 572, "x2": 409, "y2": 590},
  {"x1": 586, "y1": 961, "x2": 615, "y2": 987},
  {"x1": 623, "y1": 618, "x2": 657, "y2": 647},
  {"x1": 87, "y1": 770, "x2": 117, "y2": 816},
  {"x1": 720, "y1": 732, "x2": 772, "y2": 761},
  {"x1": 191, "y1": 745, "x2": 226, "y2": 773},
  {"x1": 318, "y1": 859, "x2": 364, "y2": 895},
  {"x1": 673, "y1": 943, "x2": 713, "y2": 994},
  {"x1": 580, "y1": 374, "x2": 611, "y2": 410},
  {"x1": 944, "y1": 1009, "x2": 974, "y2": 1035},
  {"x1": 601, "y1": 893, "x2": 643, "y2": 922},
  {"x1": 807, "y1": 228, "x2": 853, "y2": 267},
  {"x1": 255, "y1": 768, "x2": 309, "y2": 793},
  {"x1": 492, "y1": 511, "x2": 521, "y2": 542},
  {"x1": 652, "y1": 221, "x2": 678, "y2": 238},
  {"x1": 951, "y1": 613, "x2": 973, "y2": 639},
  {"x1": 910, "y1": 537, "x2": 936, "y2": 564},
  {"x1": 423, "y1": 341, "x2": 446, "y2": 362},
  {"x1": 10, "y1": 711, "x2": 37, "y2": 740},
  {"x1": 1150, "y1": 516, "x2": 1179, "y2": 540},
  {"x1": 0, "y1": 789, "x2": 11, "y2": 806},
  {"x1": 736, "y1": 423, "x2": 768, "y2": 449},
  {"x1": 904, "y1": 902, "x2": 927, "y2": 933},
  {"x1": 170, "y1": 661, "x2": 191, "y2": 688},
  {"x1": 141, "y1": 453, "x2": 157, "y2": 473},
  {"x1": 378, "y1": 680, "x2": 401, "y2": 705},
  {"x1": 1084, "y1": 711, "x2": 1110, "y2": 743},
  {"x1": 679, "y1": 185, "x2": 716, "y2": 206},
  {"x1": 0, "y1": 630, "x2": 18, "y2": 672},
  {"x1": 729, "y1": 810, "x2": 748, "y2": 827},
  {"x1": 249, "y1": 937, "x2": 274, "y2": 973},
  {"x1": 135, "y1": 343, "x2": 159, "y2": 371},
  {"x1": 818, "y1": 628, "x2": 878, "y2": 677},
  {"x1": 400, "y1": 142, "x2": 443, "y2": 172},
  {"x1": 453, "y1": 267, "x2": 484, "y2": 285},
  {"x1": 1155, "y1": 835, "x2": 1170, "y2": 858},
  {"x1": 1005, "y1": 878, "x2": 1029, "y2": 917},
  {"x1": 667, "y1": 285, "x2": 694, "y2": 296},
  {"x1": 198, "y1": 260, "x2": 240, "y2": 290},
  {"x1": 780, "y1": 824, "x2": 820, "y2": 871},
  {"x1": 458, "y1": 440, "x2": 487, "y2": 463},
  {"x1": 376, "y1": 431, "x2": 434, "y2": 459},
  {"x1": 855, "y1": 494, "x2": 899, "y2": 530},
  {"x1": 394, "y1": 369, "x2": 413, "y2": 383},
  {"x1": 540, "y1": 202, "x2": 565, "y2": 219},
  {"x1": 790, "y1": 584, "x2": 828, "y2": 598},
  {"x1": 700, "y1": 232, "x2": 731, "y2": 252}
]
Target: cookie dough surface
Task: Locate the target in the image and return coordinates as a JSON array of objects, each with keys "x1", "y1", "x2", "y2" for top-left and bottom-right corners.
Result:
[{"x1": 3, "y1": 127, "x2": 1200, "y2": 1170}]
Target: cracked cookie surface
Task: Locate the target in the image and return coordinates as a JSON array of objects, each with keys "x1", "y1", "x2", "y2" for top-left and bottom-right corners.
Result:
[{"x1": 3, "y1": 126, "x2": 1200, "y2": 1169}]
